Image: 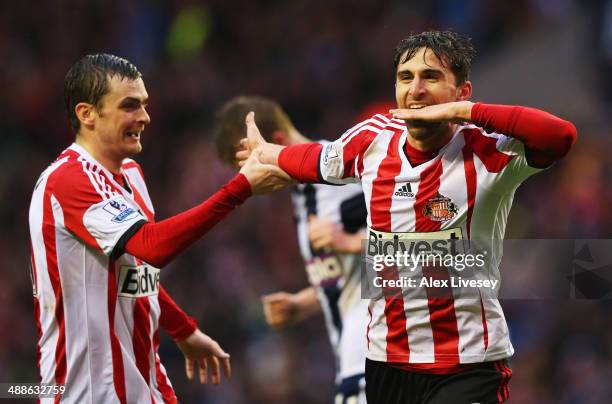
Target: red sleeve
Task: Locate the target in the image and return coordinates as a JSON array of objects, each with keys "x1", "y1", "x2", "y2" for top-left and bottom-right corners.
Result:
[
  {"x1": 124, "y1": 174, "x2": 251, "y2": 267},
  {"x1": 278, "y1": 143, "x2": 322, "y2": 183},
  {"x1": 471, "y1": 103, "x2": 577, "y2": 167},
  {"x1": 158, "y1": 287, "x2": 198, "y2": 340}
]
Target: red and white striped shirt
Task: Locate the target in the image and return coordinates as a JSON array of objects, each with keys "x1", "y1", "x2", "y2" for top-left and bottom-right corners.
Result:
[
  {"x1": 29, "y1": 143, "x2": 183, "y2": 403},
  {"x1": 316, "y1": 113, "x2": 544, "y2": 368}
]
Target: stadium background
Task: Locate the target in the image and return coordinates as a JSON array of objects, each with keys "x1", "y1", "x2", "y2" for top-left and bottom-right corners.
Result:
[{"x1": 2, "y1": 0, "x2": 612, "y2": 402}]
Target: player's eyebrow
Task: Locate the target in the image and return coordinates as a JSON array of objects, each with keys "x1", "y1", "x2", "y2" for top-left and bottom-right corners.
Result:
[
  {"x1": 119, "y1": 96, "x2": 148, "y2": 107},
  {"x1": 397, "y1": 68, "x2": 413, "y2": 76},
  {"x1": 420, "y1": 68, "x2": 444, "y2": 77},
  {"x1": 397, "y1": 67, "x2": 444, "y2": 77}
]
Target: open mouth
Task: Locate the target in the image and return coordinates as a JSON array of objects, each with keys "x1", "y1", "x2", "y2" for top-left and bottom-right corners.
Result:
[
  {"x1": 126, "y1": 131, "x2": 141, "y2": 139},
  {"x1": 408, "y1": 104, "x2": 428, "y2": 109}
]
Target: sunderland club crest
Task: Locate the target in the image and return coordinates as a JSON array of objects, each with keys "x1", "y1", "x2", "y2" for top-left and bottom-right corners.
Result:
[{"x1": 423, "y1": 193, "x2": 458, "y2": 222}]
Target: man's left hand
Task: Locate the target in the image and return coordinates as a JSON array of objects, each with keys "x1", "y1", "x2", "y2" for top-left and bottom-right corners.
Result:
[
  {"x1": 390, "y1": 101, "x2": 474, "y2": 123},
  {"x1": 308, "y1": 215, "x2": 363, "y2": 253},
  {"x1": 176, "y1": 329, "x2": 231, "y2": 385}
]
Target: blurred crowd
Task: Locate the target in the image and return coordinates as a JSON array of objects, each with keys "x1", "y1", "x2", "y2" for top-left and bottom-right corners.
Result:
[{"x1": 1, "y1": 0, "x2": 612, "y2": 402}]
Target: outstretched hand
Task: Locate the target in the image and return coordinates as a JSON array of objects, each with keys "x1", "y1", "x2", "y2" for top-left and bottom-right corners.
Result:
[
  {"x1": 235, "y1": 112, "x2": 284, "y2": 167},
  {"x1": 239, "y1": 148, "x2": 294, "y2": 194},
  {"x1": 390, "y1": 101, "x2": 474, "y2": 123},
  {"x1": 176, "y1": 329, "x2": 231, "y2": 385}
]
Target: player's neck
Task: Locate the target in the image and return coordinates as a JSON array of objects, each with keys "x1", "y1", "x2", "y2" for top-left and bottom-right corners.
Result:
[
  {"x1": 406, "y1": 123, "x2": 456, "y2": 152},
  {"x1": 75, "y1": 135, "x2": 123, "y2": 174}
]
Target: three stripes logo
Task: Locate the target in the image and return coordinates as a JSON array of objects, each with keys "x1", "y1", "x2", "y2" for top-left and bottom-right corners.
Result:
[{"x1": 394, "y1": 183, "x2": 414, "y2": 198}]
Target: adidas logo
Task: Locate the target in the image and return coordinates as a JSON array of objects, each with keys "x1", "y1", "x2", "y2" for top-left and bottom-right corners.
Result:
[{"x1": 394, "y1": 183, "x2": 414, "y2": 198}]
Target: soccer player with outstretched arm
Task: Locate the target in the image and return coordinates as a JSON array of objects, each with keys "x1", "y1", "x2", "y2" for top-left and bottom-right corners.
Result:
[
  {"x1": 236, "y1": 31, "x2": 576, "y2": 404},
  {"x1": 28, "y1": 54, "x2": 289, "y2": 403}
]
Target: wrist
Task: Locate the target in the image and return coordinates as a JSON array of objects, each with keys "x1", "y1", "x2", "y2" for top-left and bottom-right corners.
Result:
[
  {"x1": 347, "y1": 233, "x2": 364, "y2": 253},
  {"x1": 294, "y1": 288, "x2": 319, "y2": 318},
  {"x1": 261, "y1": 144, "x2": 283, "y2": 165},
  {"x1": 293, "y1": 291, "x2": 309, "y2": 311},
  {"x1": 457, "y1": 101, "x2": 474, "y2": 122}
]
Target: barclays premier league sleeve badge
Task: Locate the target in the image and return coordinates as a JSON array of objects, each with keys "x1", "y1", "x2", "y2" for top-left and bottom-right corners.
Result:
[
  {"x1": 323, "y1": 143, "x2": 339, "y2": 166},
  {"x1": 102, "y1": 198, "x2": 139, "y2": 223}
]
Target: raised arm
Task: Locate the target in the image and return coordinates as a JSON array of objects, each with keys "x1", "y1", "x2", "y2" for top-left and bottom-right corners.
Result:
[
  {"x1": 119, "y1": 144, "x2": 292, "y2": 267},
  {"x1": 121, "y1": 174, "x2": 251, "y2": 267},
  {"x1": 236, "y1": 111, "x2": 375, "y2": 184},
  {"x1": 391, "y1": 101, "x2": 577, "y2": 167},
  {"x1": 470, "y1": 102, "x2": 576, "y2": 167}
]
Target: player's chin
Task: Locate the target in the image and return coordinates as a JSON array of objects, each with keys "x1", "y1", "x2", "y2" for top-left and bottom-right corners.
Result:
[
  {"x1": 123, "y1": 141, "x2": 142, "y2": 155},
  {"x1": 406, "y1": 119, "x2": 436, "y2": 127},
  {"x1": 406, "y1": 120, "x2": 441, "y2": 136}
]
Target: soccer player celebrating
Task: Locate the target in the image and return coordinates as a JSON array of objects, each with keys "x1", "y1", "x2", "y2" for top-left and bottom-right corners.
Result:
[
  {"x1": 236, "y1": 31, "x2": 577, "y2": 403},
  {"x1": 28, "y1": 54, "x2": 289, "y2": 403},
  {"x1": 216, "y1": 96, "x2": 369, "y2": 403}
]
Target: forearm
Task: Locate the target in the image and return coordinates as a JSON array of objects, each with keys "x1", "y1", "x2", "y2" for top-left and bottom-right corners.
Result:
[
  {"x1": 344, "y1": 230, "x2": 366, "y2": 254},
  {"x1": 278, "y1": 143, "x2": 323, "y2": 183},
  {"x1": 295, "y1": 287, "x2": 321, "y2": 319},
  {"x1": 124, "y1": 174, "x2": 251, "y2": 267},
  {"x1": 471, "y1": 103, "x2": 577, "y2": 166},
  {"x1": 331, "y1": 229, "x2": 366, "y2": 254},
  {"x1": 159, "y1": 287, "x2": 198, "y2": 340}
]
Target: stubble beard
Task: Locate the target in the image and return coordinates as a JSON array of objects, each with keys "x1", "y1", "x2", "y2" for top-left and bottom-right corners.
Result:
[{"x1": 406, "y1": 120, "x2": 448, "y2": 140}]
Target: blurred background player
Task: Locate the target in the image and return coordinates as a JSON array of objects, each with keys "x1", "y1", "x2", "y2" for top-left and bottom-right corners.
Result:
[
  {"x1": 216, "y1": 96, "x2": 369, "y2": 403},
  {"x1": 28, "y1": 54, "x2": 289, "y2": 403}
]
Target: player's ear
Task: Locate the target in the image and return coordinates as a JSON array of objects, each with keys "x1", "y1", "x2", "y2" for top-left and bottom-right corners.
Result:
[
  {"x1": 271, "y1": 130, "x2": 289, "y2": 146},
  {"x1": 75, "y1": 102, "x2": 96, "y2": 129},
  {"x1": 457, "y1": 80, "x2": 472, "y2": 101}
]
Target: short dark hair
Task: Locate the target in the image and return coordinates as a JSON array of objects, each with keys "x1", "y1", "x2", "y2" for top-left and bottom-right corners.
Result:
[
  {"x1": 393, "y1": 31, "x2": 476, "y2": 84},
  {"x1": 64, "y1": 53, "x2": 142, "y2": 133},
  {"x1": 214, "y1": 96, "x2": 294, "y2": 165}
]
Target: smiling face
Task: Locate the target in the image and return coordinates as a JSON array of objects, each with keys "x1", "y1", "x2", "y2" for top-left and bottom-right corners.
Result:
[
  {"x1": 90, "y1": 76, "x2": 150, "y2": 162},
  {"x1": 395, "y1": 47, "x2": 471, "y2": 140}
]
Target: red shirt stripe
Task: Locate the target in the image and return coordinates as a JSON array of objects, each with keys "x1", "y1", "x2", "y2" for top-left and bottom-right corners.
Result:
[
  {"x1": 30, "y1": 238, "x2": 43, "y2": 385},
  {"x1": 463, "y1": 144, "x2": 491, "y2": 354},
  {"x1": 461, "y1": 147, "x2": 477, "y2": 240},
  {"x1": 463, "y1": 129, "x2": 515, "y2": 173},
  {"x1": 414, "y1": 159, "x2": 461, "y2": 365},
  {"x1": 42, "y1": 175, "x2": 67, "y2": 402},
  {"x1": 153, "y1": 331, "x2": 178, "y2": 403},
  {"x1": 369, "y1": 133, "x2": 411, "y2": 361},
  {"x1": 133, "y1": 298, "x2": 153, "y2": 386},
  {"x1": 370, "y1": 133, "x2": 403, "y2": 231},
  {"x1": 107, "y1": 263, "x2": 127, "y2": 404}
]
